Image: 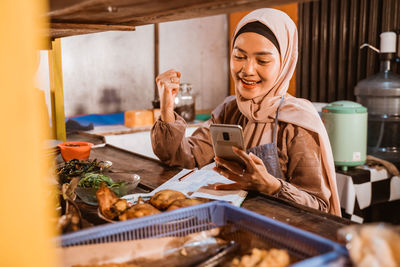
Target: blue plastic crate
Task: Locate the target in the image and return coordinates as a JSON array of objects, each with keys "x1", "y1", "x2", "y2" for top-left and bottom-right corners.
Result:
[{"x1": 59, "y1": 201, "x2": 348, "y2": 266}]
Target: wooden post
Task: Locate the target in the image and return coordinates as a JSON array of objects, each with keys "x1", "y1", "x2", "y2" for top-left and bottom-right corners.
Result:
[
  {"x1": 153, "y1": 23, "x2": 160, "y2": 108},
  {"x1": 48, "y1": 38, "x2": 66, "y2": 141}
]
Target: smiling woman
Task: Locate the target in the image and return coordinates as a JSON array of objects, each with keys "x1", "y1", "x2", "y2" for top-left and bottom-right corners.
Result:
[{"x1": 151, "y1": 8, "x2": 341, "y2": 217}]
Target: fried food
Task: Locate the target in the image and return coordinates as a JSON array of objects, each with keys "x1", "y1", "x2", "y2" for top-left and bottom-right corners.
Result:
[
  {"x1": 150, "y1": 189, "x2": 186, "y2": 210},
  {"x1": 97, "y1": 187, "x2": 197, "y2": 222},
  {"x1": 231, "y1": 248, "x2": 290, "y2": 267},
  {"x1": 166, "y1": 198, "x2": 205, "y2": 211},
  {"x1": 113, "y1": 199, "x2": 128, "y2": 213},
  {"x1": 96, "y1": 182, "x2": 128, "y2": 219},
  {"x1": 119, "y1": 203, "x2": 161, "y2": 220}
]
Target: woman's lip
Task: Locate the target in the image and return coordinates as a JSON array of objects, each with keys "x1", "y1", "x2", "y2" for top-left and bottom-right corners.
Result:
[{"x1": 240, "y1": 79, "x2": 259, "y2": 89}]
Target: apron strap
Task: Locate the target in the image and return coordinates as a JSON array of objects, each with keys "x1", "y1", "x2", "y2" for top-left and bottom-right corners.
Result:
[{"x1": 272, "y1": 95, "x2": 285, "y2": 144}]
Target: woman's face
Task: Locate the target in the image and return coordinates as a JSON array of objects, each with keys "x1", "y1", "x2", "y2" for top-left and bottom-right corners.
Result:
[{"x1": 230, "y1": 32, "x2": 281, "y2": 99}]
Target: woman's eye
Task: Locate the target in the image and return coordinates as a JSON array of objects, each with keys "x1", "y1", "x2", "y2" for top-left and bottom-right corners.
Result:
[
  {"x1": 234, "y1": 55, "x2": 245, "y2": 60},
  {"x1": 258, "y1": 60, "x2": 270, "y2": 65}
]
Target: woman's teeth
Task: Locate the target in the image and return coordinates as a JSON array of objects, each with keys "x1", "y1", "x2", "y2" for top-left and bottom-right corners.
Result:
[{"x1": 241, "y1": 79, "x2": 259, "y2": 85}]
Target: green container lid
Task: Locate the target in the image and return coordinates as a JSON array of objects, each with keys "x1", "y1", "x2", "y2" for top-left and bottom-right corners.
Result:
[
  {"x1": 322, "y1": 100, "x2": 367, "y2": 114},
  {"x1": 195, "y1": 113, "x2": 212, "y2": 121}
]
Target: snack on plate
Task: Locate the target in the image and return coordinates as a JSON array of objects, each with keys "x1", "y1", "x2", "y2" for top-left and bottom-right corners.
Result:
[
  {"x1": 96, "y1": 183, "x2": 128, "y2": 219},
  {"x1": 231, "y1": 248, "x2": 290, "y2": 267},
  {"x1": 97, "y1": 187, "x2": 205, "y2": 221},
  {"x1": 119, "y1": 203, "x2": 161, "y2": 221},
  {"x1": 150, "y1": 189, "x2": 186, "y2": 210},
  {"x1": 167, "y1": 198, "x2": 205, "y2": 211}
]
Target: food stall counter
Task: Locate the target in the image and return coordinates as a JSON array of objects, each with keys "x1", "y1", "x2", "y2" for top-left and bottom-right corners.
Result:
[{"x1": 62, "y1": 132, "x2": 352, "y2": 242}]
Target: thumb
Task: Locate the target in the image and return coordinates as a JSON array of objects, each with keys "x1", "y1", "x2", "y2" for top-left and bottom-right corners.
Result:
[{"x1": 215, "y1": 183, "x2": 241, "y2": 190}]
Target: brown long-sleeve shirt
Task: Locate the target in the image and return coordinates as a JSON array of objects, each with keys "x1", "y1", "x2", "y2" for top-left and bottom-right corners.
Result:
[{"x1": 151, "y1": 97, "x2": 331, "y2": 212}]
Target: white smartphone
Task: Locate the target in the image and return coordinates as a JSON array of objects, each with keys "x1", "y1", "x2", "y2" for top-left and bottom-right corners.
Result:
[{"x1": 210, "y1": 124, "x2": 245, "y2": 167}]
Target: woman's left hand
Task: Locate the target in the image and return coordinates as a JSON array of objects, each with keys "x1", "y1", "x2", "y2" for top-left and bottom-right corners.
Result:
[{"x1": 213, "y1": 147, "x2": 281, "y2": 195}]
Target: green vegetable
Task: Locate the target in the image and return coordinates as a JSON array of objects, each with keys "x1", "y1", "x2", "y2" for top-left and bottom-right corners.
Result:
[
  {"x1": 78, "y1": 173, "x2": 126, "y2": 189},
  {"x1": 57, "y1": 159, "x2": 103, "y2": 183}
]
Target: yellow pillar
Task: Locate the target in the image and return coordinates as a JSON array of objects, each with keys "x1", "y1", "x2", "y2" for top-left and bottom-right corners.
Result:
[
  {"x1": 49, "y1": 38, "x2": 67, "y2": 141},
  {"x1": 0, "y1": 0, "x2": 56, "y2": 266}
]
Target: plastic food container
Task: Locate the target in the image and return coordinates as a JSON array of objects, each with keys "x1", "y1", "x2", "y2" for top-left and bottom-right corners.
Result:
[{"x1": 58, "y1": 201, "x2": 348, "y2": 266}]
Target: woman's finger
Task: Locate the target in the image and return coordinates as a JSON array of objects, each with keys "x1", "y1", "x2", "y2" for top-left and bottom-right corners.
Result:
[
  {"x1": 249, "y1": 152, "x2": 264, "y2": 165},
  {"x1": 213, "y1": 166, "x2": 241, "y2": 181},
  {"x1": 215, "y1": 183, "x2": 242, "y2": 190},
  {"x1": 213, "y1": 167, "x2": 249, "y2": 189},
  {"x1": 214, "y1": 157, "x2": 243, "y2": 175},
  {"x1": 232, "y1": 147, "x2": 255, "y2": 172},
  {"x1": 170, "y1": 77, "x2": 180, "y2": 83},
  {"x1": 159, "y1": 81, "x2": 179, "y2": 92},
  {"x1": 156, "y1": 69, "x2": 180, "y2": 83}
]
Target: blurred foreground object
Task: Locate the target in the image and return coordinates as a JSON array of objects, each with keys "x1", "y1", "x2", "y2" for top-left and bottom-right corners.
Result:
[
  {"x1": 0, "y1": 0, "x2": 56, "y2": 266},
  {"x1": 338, "y1": 224, "x2": 400, "y2": 267}
]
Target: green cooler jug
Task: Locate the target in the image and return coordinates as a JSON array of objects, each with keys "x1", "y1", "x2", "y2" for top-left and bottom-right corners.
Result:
[{"x1": 322, "y1": 101, "x2": 368, "y2": 171}]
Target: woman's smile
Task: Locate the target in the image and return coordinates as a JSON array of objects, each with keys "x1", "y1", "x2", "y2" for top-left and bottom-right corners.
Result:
[{"x1": 240, "y1": 78, "x2": 261, "y2": 89}]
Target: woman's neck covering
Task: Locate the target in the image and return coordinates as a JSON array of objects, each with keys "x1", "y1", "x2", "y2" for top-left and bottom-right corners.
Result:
[{"x1": 232, "y1": 8, "x2": 341, "y2": 216}]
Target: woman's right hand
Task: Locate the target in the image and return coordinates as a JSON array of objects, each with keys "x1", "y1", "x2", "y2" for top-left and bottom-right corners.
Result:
[{"x1": 156, "y1": 69, "x2": 181, "y2": 123}]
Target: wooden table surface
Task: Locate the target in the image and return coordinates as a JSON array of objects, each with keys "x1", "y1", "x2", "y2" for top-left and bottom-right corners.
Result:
[{"x1": 77, "y1": 142, "x2": 352, "y2": 242}]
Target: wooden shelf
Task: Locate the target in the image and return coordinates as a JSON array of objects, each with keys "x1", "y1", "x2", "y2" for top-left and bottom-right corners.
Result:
[{"x1": 47, "y1": 0, "x2": 306, "y2": 38}]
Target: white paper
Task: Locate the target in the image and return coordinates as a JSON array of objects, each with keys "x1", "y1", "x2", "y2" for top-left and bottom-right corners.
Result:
[{"x1": 123, "y1": 163, "x2": 247, "y2": 206}]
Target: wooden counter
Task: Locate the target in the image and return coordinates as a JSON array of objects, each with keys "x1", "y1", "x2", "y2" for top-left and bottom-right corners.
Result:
[{"x1": 71, "y1": 141, "x2": 353, "y2": 242}]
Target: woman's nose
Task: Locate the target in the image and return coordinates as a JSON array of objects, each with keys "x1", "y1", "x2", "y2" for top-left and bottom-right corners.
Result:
[{"x1": 242, "y1": 59, "x2": 256, "y2": 75}]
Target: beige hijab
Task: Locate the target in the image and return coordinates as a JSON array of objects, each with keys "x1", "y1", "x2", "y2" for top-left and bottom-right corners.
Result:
[{"x1": 233, "y1": 8, "x2": 341, "y2": 216}]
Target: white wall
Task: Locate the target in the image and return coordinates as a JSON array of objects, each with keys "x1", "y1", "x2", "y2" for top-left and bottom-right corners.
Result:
[
  {"x1": 61, "y1": 25, "x2": 155, "y2": 116},
  {"x1": 159, "y1": 15, "x2": 229, "y2": 111},
  {"x1": 35, "y1": 15, "x2": 229, "y2": 117}
]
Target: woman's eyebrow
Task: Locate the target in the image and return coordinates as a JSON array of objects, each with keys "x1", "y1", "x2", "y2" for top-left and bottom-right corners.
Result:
[
  {"x1": 254, "y1": 51, "x2": 273, "y2": 56},
  {"x1": 233, "y1": 46, "x2": 273, "y2": 56},
  {"x1": 233, "y1": 46, "x2": 247, "y2": 54}
]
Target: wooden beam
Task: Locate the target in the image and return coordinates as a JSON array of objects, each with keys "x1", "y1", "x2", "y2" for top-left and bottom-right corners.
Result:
[
  {"x1": 46, "y1": 0, "x2": 311, "y2": 38},
  {"x1": 48, "y1": 38, "x2": 66, "y2": 141},
  {"x1": 48, "y1": 0, "x2": 311, "y2": 25},
  {"x1": 51, "y1": 22, "x2": 135, "y2": 30},
  {"x1": 47, "y1": 23, "x2": 135, "y2": 38}
]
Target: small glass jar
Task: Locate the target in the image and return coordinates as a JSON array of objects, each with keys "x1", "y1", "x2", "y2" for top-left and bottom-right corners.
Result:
[{"x1": 174, "y1": 83, "x2": 195, "y2": 122}]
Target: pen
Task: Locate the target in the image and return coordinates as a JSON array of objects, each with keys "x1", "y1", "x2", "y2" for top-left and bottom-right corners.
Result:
[{"x1": 178, "y1": 169, "x2": 195, "y2": 181}]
